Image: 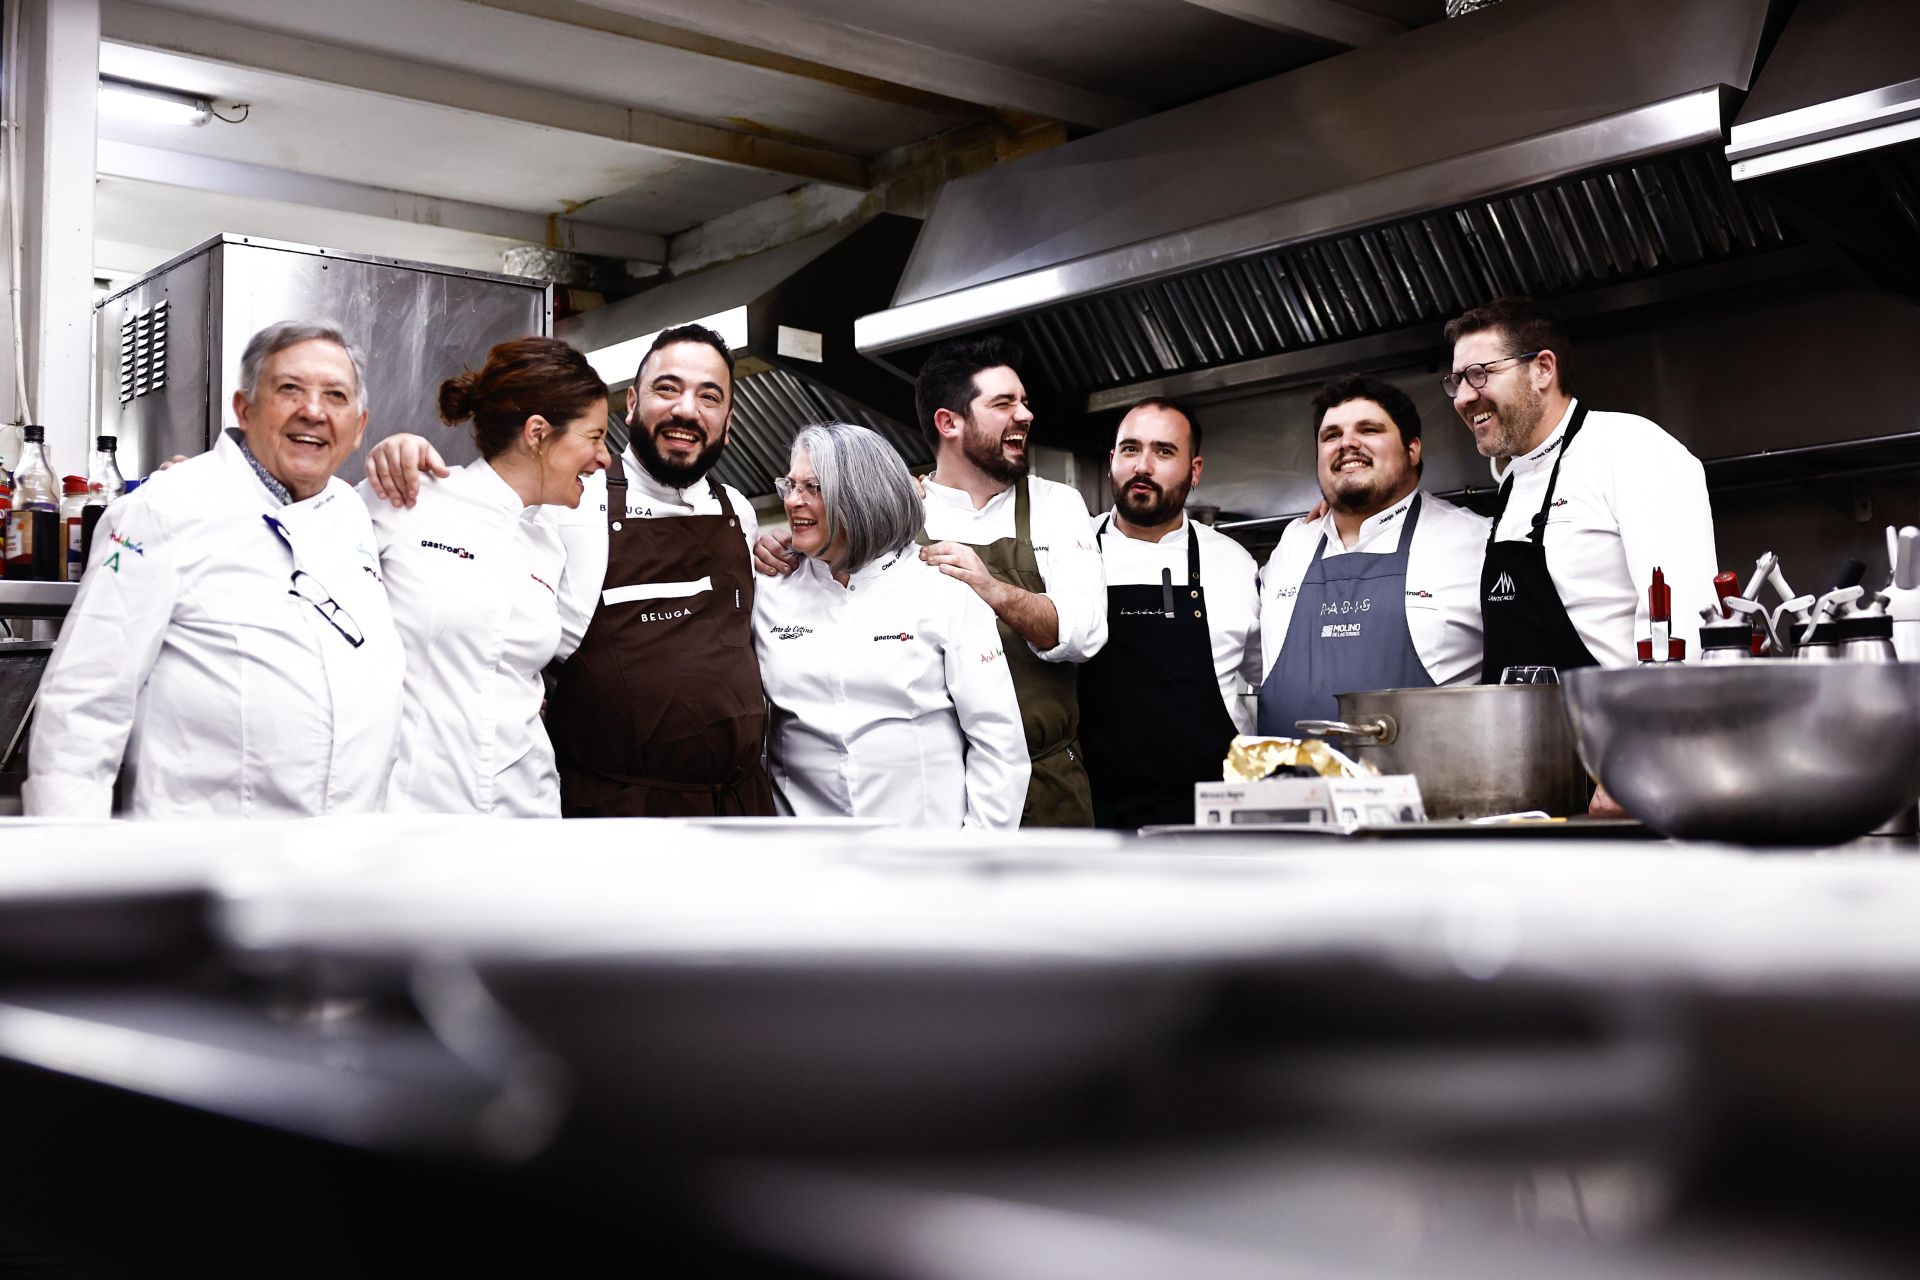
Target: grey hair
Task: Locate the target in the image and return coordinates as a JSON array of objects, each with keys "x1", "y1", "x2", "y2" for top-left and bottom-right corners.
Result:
[
  {"x1": 237, "y1": 320, "x2": 369, "y2": 413},
  {"x1": 791, "y1": 422, "x2": 923, "y2": 573}
]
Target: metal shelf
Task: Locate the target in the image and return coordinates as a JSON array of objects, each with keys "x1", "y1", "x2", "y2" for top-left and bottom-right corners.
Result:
[{"x1": 0, "y1": 581, "x2": 79, "y2": 619}]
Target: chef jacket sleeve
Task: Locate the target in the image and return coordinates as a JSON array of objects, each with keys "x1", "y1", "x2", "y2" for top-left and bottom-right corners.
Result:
[
  {"x1": 944, "y1": 589, "x2": 1031, "y2": 830},
  {"x1": 1033, "y1": 485, "x2": 1109, "y2": 664},
  {"x1": 1612, "y1": 423, "x2": 1718, "y2": 654},
  {"x1": 22, "y1": 497, "x2": 179, "y2": 817},
  {"x1": 551, "y1": 509, "x2": 601, "y2": 660}
]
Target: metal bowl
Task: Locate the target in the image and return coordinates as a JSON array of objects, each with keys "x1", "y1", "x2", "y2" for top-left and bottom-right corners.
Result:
[{"x1": 1561, "y1": 663, "x2": 1920, "y2": 845}]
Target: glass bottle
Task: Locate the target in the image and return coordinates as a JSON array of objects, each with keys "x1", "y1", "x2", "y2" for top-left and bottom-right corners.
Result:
[
  {"x1": 78, "y1": 435, "x2": 126, "y2": 578},
  {"x1": 3, "y1": 425, "x2": 60, "y2": 581}
]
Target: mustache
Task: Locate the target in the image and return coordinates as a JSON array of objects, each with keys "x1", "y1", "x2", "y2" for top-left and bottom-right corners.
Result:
[{"x1": 646, "y1": 414, "x2": 708, "y2": 444}]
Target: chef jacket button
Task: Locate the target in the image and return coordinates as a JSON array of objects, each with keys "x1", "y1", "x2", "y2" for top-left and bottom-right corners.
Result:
[{"x1": 612, "y1": 521, "x2": 623, "y2": 531}]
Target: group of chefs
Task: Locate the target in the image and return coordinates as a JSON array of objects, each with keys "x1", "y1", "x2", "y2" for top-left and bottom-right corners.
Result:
[{"x1": 21, "y1": 293, "x2": 1716, "y2": 828}]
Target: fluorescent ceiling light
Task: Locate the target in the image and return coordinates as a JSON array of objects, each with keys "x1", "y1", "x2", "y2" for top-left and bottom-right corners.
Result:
[
  {"x1": 584, "y1": 307, "x2": 749, "y2": 387},
  {"x1": 99, "y1": 77, "x2": 211, "y2": 128}
]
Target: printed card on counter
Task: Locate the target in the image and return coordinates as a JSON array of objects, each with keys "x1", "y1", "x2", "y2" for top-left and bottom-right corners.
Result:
[{"x1": 1193, "y1": 774, "x2": 1427, "y2": 828}]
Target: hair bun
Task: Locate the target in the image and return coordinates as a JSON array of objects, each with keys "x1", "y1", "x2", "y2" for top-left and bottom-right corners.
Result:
[{"x1": 438, "y1": 371, "x2": 479, "y2": 424}]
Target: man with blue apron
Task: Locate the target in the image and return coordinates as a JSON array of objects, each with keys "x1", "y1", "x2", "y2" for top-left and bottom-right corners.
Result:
[
  {"x1": 1255, "y1": 375, "x2": 1490, "y2": 737},
  {"x1": 1258, "y1": 494, "x2": 1435, "y2": 733}
]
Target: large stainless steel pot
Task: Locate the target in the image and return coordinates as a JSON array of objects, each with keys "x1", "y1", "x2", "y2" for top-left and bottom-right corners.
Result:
[{"x1": 1297, "y1": 685, "x2": 1588, "y2": 819}]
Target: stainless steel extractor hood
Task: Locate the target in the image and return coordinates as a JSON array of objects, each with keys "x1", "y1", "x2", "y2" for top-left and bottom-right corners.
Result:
[
  {"x1": 559, "y1": 215, "x2": 926, "y2": 500},
  {"x1": 856, "y1": 0, "x2": 1795, "y2": 411},
  {"x1": 1728, "y1": 0, "x2": 1920, "y2": 298}
]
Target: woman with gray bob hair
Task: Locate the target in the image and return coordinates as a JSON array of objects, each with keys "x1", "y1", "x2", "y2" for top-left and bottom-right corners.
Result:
[{"x1": 754, "y1": 423, "x2": 1030, "y2": 827}]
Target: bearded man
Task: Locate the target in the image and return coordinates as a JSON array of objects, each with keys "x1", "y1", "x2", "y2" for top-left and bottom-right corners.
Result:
[
  {"x1": 365, "y1": 324, "x2": 773, "y2": 817},
  {"x1": 1256, "y1": 374, "x2": 1491, "y2": 735},
  {"x1": 1073, "y1": 397, "x2": 1262, "y2": 829}
]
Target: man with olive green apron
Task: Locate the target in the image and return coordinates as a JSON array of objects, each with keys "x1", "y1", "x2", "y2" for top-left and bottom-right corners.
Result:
[{"x1": 918, "y1": 475, "x2": 1097, "y2": 828}]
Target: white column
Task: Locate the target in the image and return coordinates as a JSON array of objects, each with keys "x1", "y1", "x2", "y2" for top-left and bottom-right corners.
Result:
[{"x1": 12, "y1": 0, "x2": 101, "y2": 475}]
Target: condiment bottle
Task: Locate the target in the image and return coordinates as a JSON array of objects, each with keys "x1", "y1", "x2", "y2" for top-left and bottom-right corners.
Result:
[
  {"x1": 3, "y1": 425, "x2": 61, "y2": 581},
  {"x1": 59, "y1": 475, "x2": 88, "y2": 581},
  {"x1": 79, "y1": 435, "x2": 125, "y2": 579}
]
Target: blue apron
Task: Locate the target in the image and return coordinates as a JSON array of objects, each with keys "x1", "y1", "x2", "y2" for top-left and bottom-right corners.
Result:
[{"x1": 1257, "y1": 494, "x2": 1436, "y2": 736}]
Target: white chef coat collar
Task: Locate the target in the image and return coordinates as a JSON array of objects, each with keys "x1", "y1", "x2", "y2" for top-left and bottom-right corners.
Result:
[
  {"x1": 219, "y1": 429, "x2": 347, "y2": 511},
  {"x1": 1103, "y1": 509, "x2": 1189, "y2": 545},
  {"x1": 1490, "y1": 398, "x2": 1579, "y2": 482},
  {"x1": 624, "y1": 443, "x2": 713, "y2": 505},
  {"x1": 1309, "y1": 491, "x2": 1418, "y2": 546},
  {"x1": 463, "y1": 457, "x2": 542, "y2": 519},
  {"x1": 923, "y1": 475, "x2": 1013, "y2": 514},
  {"x1": 845, "y1": 542, "x2": 915, "y2": 590}
]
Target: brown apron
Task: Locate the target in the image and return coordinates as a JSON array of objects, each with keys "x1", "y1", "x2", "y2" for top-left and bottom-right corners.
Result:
[
  {"x1": 547, "y1": 456, "x2": 773, "y2": 817},
  {"x1": 920, "y1": 475, "x2": 1094, "y2": 828}
]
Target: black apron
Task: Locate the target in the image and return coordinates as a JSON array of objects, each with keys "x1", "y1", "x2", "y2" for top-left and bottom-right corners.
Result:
[
  {"x1": 1257, "y1": 494, "x2": 1436, "y2": 735},
  {"x1": 547, "y1": 457, "x2": 774, "y2": 817},
  {"x1": 1078, "y1": 517, "x2": 1240, "y2": 829},
  {"x1": 918, "y1": 476, "x2": 1094, "y2": 829},
  {"x1": 1479, "y1": 403, "x2": 1600, "y2": 680}
]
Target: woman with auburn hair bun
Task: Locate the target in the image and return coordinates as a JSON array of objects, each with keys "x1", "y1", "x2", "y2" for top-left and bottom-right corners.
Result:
[{"x1": 358, "y1": 336, "x2": 611, "y2": 816}]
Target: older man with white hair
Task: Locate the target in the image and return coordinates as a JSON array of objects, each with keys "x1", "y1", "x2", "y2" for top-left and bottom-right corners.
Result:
[{"x1": 26, "y1": 320, "x2": 404, "y2": 819}]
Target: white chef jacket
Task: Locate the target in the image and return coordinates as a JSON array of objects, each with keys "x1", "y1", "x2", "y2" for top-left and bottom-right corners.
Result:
[
  {"x1": 1261, "y1": 491, "x2": 1490, "y2": 688},
  {"x1": 1489, "y1": 400, "x2": 1717, "y2": 668},
  {"x1": 920, "y1": 475, "x2": 1108, "y2": 663},
  {"x1": 25, "y1": 431, "x2": 403, "y2": 819},
  {"x1": 1097, "y1": 512, "x2": 1264, "y2": 733},
  {"x1": 361, "y1": 462, "x2": 565, "y2": 817},
  {"x1": 546, "y1": 446, "x2": 759, "y2": 660},
  {"x1": 753, "y1": 544, "x2": 1030, "y2": 828}
]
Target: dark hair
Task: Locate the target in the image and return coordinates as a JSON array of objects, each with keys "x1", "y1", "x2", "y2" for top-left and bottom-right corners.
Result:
[
  {"x1": 1311, "y1": 374, "x2": 1421, "y2": 475},
  {"x1": 637, "y1": 322, "x2": 736, "y2": 387},
  {"x1": 439, "y1": 337, "x2": 608, "y2": 460},
  {"x1": 914, "y1": 335, "x2": 1025, "y2": 445},
  {"x1": 1442, "y1": 296, "x2": 1571, "y2": 388},
  {"x1": 1122, "y1": 396, "x2": 1202, "y2": 455}
]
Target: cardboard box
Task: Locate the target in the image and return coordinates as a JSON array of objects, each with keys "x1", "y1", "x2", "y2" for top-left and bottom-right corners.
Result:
[{"x1": 1193, "y1": 775, "x2": 1426, "y2": 828}]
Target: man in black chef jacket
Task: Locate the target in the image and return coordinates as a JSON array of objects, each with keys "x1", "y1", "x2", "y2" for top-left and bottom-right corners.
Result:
[
  {"x1": 1078, "y1": 398, "x2": 1262, "y2": 828},
  {"x1": 1445, "y1": 296, "x2": 1717, "y2": 674}
]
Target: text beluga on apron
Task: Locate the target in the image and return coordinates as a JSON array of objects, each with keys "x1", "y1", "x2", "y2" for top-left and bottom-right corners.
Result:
[
  {"x1": 1479, "y1": 403, "x2": 1599, "y2": 680},
  {"x1": 547, "y1": 455, "x2": 774, "y2": 817},
  {"x1": 919, "y1": 475, "x2": 1093, "y2": 828},
  {"x1": 1259, "y1": 494, "x2": 1436, "y2": 735},
  {"x1": 1079, "y1": 516, "x2": 1239, "y2": 829}
]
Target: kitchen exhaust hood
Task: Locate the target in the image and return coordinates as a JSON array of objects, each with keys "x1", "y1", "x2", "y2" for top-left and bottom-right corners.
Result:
[
  {"x1": 1728, "y1": 0, "x2": 1920, "y2": 298},
  {"x1": 560, "y1": 215, "x2": 926, "y2": 500},
  {"x1": 856, "y1": 0, "x2": 1796, "y2": 411}
]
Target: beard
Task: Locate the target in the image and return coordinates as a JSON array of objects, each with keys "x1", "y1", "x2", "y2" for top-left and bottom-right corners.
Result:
[
  {"x1": 631, "y1": 413, "x2": 727, "y2": 489},
  {"x1": 1112, "y1": 474, "x2": 1190, "y2": 527},
  {"x1": 961, "y1": 418, "x2": 1029, "y2": 484},
  {"x1": 1473, "y1": 378, "x2": 1548, "y2": 459}
]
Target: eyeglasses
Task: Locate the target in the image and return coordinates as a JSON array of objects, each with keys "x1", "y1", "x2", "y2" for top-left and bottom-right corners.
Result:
[
  {"x1": 774, "y1": 476, "x2": 822, "y2": 500},
  {"x1": 1441, "y1": 351, "x2": 1541, "y2": 398},
  {"x1": 262, "y1": 514, "x2": 366, "y2": 648}
]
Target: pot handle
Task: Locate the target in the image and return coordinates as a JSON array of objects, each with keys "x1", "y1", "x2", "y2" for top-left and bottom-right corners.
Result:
[{"x1": 1295, "y1": 716, "x2": 1396, "y2": 745}]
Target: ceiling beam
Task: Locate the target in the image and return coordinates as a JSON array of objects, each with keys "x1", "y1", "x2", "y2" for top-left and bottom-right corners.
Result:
[
  {"x1": 101, "y1": 0, "x2": 871, "y2": 189},
  {"x1": 569, "y1": 0, "x2": 1147, "y2": 130},
  {"x1": 1171, "y1": 0, "x2": 1405, "y2": 47},
  {"x1": 96, "y1": 140, "x2": 669, "y2": 263}
]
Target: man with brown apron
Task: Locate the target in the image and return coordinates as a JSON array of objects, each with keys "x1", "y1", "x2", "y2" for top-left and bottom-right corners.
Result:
[
  {"x1": 361, "y1": 322, "x2": 774, "y2": 818},
  {"x1": 1079, "y1": 399, "x2": 1261, "y2": 829},
  {"x1": 754, "y1": 336, "x2": 1108, "y2": 827}
]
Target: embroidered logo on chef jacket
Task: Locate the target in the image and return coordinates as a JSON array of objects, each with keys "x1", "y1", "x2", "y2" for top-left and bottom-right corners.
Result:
[
  {"x1": 1406, "y1": 589, "x2": 1434, "y2": 600},
  {"x1": 1522, "y1": 436, "x2": 1565, "y2": 463},
  {"x1": 1118, "y1": 607, "x2": 1171, "y2": 617},
  {"x1": 770, "y1": 624, "x2": 813, "y2": 640},
  {"x1": 420, "y1": 539, "x2": 476, "y2": 560},
  {"x1": 873, "y1": 632, "x2": 916, "y2": 642},
  {"x1": 1376, "y1": 501, "x2": 1410, "y2": 526},
  {"x1": 980, "y1": 644, "x2": 1005, "y2": 664},
  {"x1": 1320, "y1": 622, "x2": 1364, "y2": 638},
  {"x1": 109, "y1": 529, "x2": 146, "y2": 557},
  {"x1": 1489, "y1": 571, "x2": 1518, "y2": 602},
  {"x1": 1549, "y1": 497, "x2": 1569, "y2": 508},
  {"x1": 530, "y1": 573, "x2": 555, "y2": 595},
  {"x1": 1272, "y1": 585, "x2": 1298, "y2": 599}
]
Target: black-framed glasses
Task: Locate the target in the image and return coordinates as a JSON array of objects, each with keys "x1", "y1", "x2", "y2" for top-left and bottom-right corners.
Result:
[
  {"x1": 1441, "y1": 351, "x2": 1541, "y2": 398},
  {"x1": 262, "y1": 514, "x2": 366, "y2": 648},
  {"x1": 773, "y1": 476, "x2": 822, "y2": 500}
]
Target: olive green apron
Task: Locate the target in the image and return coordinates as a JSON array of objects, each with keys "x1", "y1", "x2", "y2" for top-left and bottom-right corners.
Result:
[{"x1": 920, "y1": 475, "x2": 1094, "y2": 828}]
